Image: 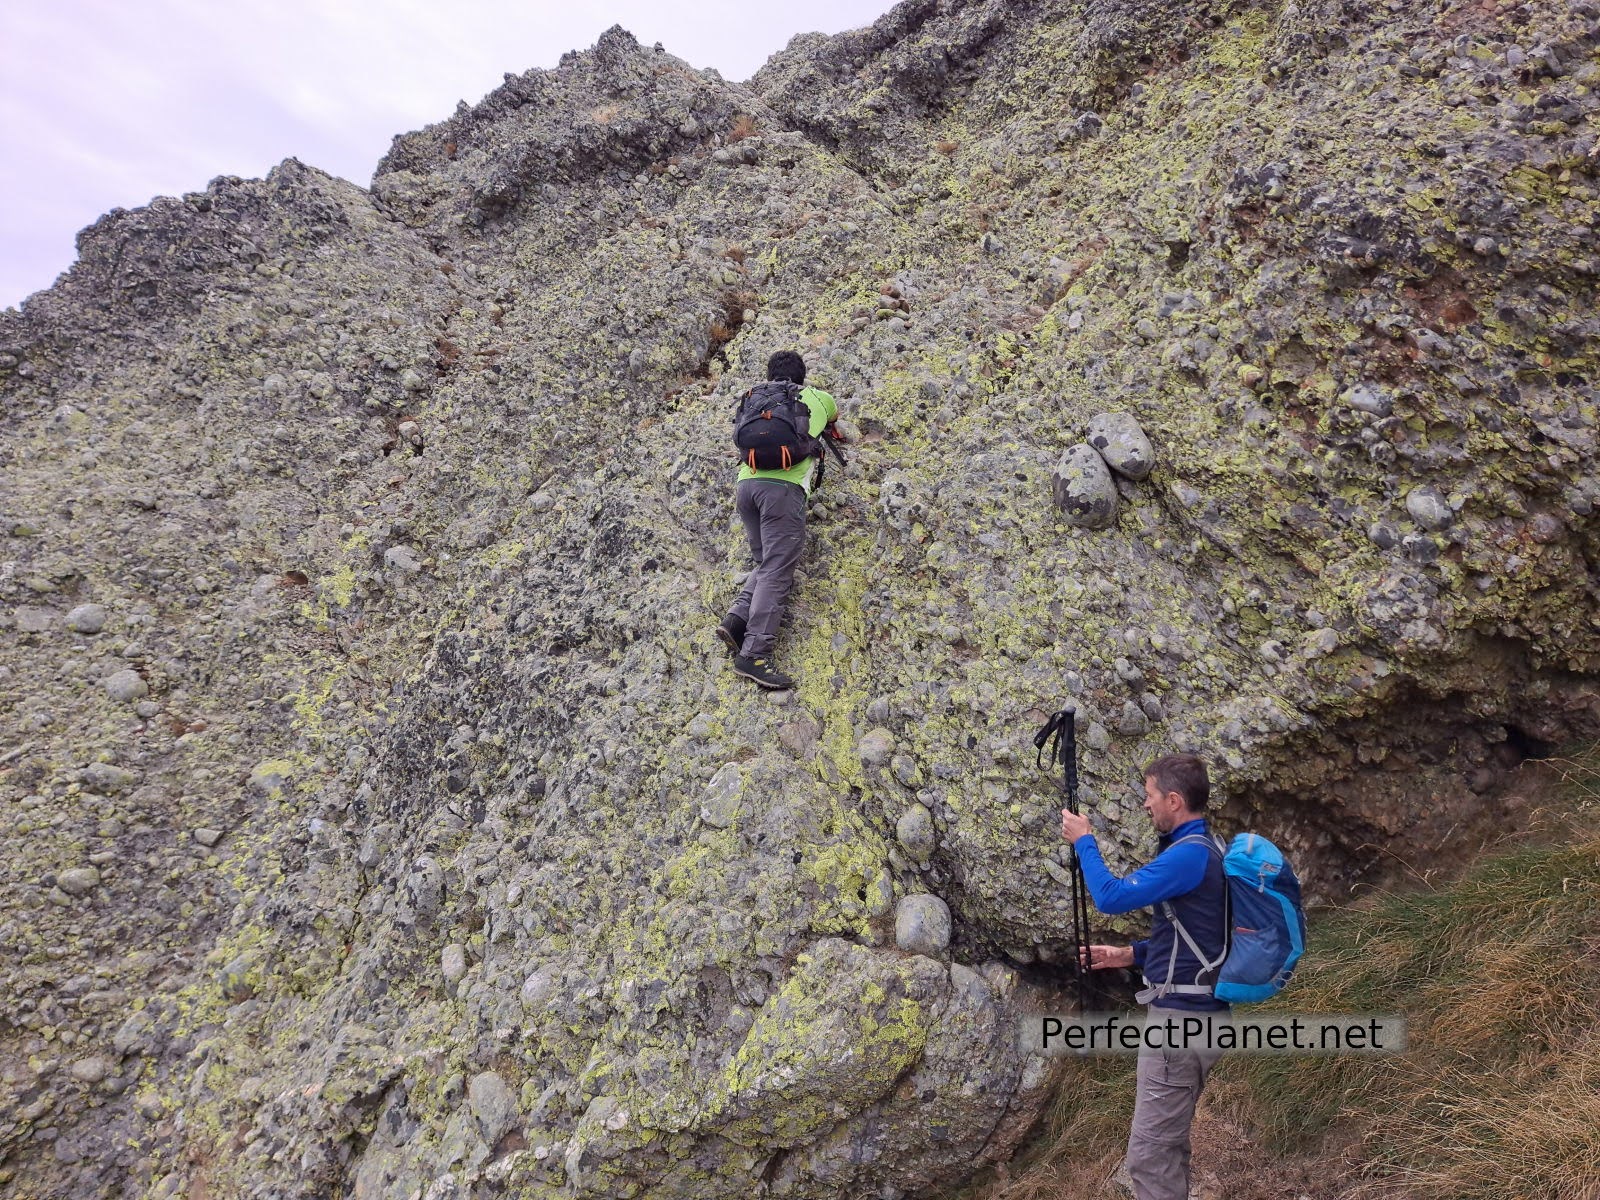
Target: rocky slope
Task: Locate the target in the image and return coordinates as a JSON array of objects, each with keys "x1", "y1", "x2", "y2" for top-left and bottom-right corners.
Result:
[{"x1": 2, "y1": 0, "x2": 1598, "y2": 1196}]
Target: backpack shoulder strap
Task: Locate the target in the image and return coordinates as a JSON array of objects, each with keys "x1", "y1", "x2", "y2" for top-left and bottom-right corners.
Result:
[
  {"x1": 1169, "y1": 832, "x2": 1224, "y2": 857},
  {"x1": 1152, "y1": 832, "x2": 1230, "y2": 996}
]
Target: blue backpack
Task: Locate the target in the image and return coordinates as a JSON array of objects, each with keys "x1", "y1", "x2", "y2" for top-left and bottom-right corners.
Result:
[{"x1": 1169, "y1": 832, "x2": 1307, "y2": 1004}]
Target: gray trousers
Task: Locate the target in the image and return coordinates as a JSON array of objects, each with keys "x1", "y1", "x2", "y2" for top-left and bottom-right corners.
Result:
[
  {"x1": 1126, "y1": 1010, "x2": 1226, "y2": 1200},
  {"x1": 729, "y1": 479, "x2": 807, "y2": 659}
]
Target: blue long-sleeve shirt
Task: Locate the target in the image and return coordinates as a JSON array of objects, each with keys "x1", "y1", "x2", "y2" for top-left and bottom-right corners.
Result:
[{"x1": 1074, "y1": 817, "x2": 1214, "y2": 971}]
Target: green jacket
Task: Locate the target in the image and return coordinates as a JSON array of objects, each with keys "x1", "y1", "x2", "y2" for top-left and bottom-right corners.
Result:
[{"x1": 735, "y1": 386, "x2": 839, "y2": 494}]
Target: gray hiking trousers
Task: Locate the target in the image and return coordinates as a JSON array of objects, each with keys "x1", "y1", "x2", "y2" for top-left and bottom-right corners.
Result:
[
  {"x1": 1125, "y1": 1009, "x2": 1226, "y2": 1200},
  {"x1": 729, "y1": 479, "x2": 807, "y2": 659}
]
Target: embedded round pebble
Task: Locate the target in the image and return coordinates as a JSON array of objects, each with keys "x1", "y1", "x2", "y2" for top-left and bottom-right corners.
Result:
[
  {"x1": 102, "y1": 670, "x2": 148, "y2": 703},
  {"x1": 895, "y1": 893, "x2": 952, "y2": 956},
  {"x1": 1086, "y1": 412, "x2": 1156, "y2": 480},
  {"x1": 1052, "y1": 443, "x2": 1119, "y2": 529}
]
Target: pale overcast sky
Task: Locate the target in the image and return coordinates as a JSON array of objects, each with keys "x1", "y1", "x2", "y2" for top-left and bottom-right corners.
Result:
[{"x1": 0, "y1": 0, "x2": 895, "y2": 310}]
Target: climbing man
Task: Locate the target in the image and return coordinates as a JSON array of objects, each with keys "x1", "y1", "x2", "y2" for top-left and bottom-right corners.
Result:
[
  {"x1": 1059, "y1": 753, "x2": 1228, "y2": 1200},
  {"x1": 716, "y1": 350, "x2": 840, "y2": 690}
]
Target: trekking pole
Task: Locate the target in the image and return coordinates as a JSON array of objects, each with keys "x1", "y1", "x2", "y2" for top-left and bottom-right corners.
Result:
[{"x1": 1034, "y1": 708, "x2": 1095, "y2": 1013}]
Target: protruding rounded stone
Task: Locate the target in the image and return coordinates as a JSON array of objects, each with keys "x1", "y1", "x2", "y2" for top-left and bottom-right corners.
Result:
[
  {"x1": 102, "y1": 670, "x2": 147, "y2": 703},
  {"x1": 857, "y1": 727, "x2": 896, "y2": 767},
  {"x1": 701, "y1": 762, "x2": 744, "y2": 828},
  {"x1": 1303, "y1": 628, "x2": 1340, "y2": 657},
  {"x1": 442, "y1": 943, "x2": 467, "y2": 987},
  {"x1": 1405, "y1": 486, "x2": 1454, "y2": 530},
  {"x1": 521, "y1": 966, "x2": 559, "y2": 1010},
  {"x1": 384, "y1": 545, "x2": 423, "y2": 573},
  {"x1": 68, "y1": 1057, "x2": 110, "y2": 1084},
  {"x1": 1052, "y1": 443, "x2": 1119, "y2": 529},
  {"x1": 896, "y1": 804, "x2": 937, "y2": 862},
  {"x1": 1341, "y1": 383, "x2": 1393, "y2": 417},
  {"x1": 1086, "y1": 412, "x2": 1155, "y2": 480},
  {"x1": 468, "y1": 1071, "x2": 517, "y2": 1146},
  {"x1": 57, "y1": 867, "x2": 101, "y2": 896},
  {"x1": 83, "y1": 763, "x2": 140, "y2": 794},
  {"x1": 895, "y1": 893, "x2": 951, "y2": 957}
]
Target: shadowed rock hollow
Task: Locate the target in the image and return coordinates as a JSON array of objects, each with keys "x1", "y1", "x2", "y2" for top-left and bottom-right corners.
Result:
[{"x1": 2, "y1": 0, "x2": 1598, "y2": 1196}]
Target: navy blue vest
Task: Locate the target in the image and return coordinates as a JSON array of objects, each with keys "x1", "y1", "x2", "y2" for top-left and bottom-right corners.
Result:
[{"x1": 1143, "y1": 821, "x2": 1229, "y2": 1012}]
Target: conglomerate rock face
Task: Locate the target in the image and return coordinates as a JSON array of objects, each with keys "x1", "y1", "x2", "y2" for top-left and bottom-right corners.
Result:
[{"x1": 2, "y1": 1, "x2": 1598, "y2": 1196}]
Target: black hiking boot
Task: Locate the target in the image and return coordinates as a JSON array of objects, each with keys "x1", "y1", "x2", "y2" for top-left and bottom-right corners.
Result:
[
  {"x1": 716, "y1": 614, "x2": 747, "y2": 656},
  {"x1": 733, "y1": 655, "x2": 795, "y2": 690}
]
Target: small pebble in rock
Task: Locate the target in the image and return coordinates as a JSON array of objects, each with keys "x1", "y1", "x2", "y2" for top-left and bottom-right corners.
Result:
[
  {"x1": 468, "y1": 1071, "x2": 517, "y2": 1145},
  {"x1": 1341, "y1": 383, "x2": 1393, "y2": 417},
  {"x1": 1405, "y1": 486, "x2": 1454, "y2": 531},
  {"x1": 857, "y1": 727, "x2": 896, "y2": 767},
  {"x1": 896, "y1": 804, "x2": 937, "y2": 862},
  {"x1": 522, "y1": 966, "x2": 559, "y2": 1009},
  {"x1": 442, "y1": 943, "x2": 467, "y2": 986},
  {"x1": 102, "y1": 670, "x2": 148, "y2": 703},
  {"x1": 1116, "y1": 701, "x2": 1150, "y2": 736},
  {"x1": 69, "y1": 1057, "x2": 109, "y2": 1084},
  {"x1": 895, "y1": 893, "x2": 951, "y2": 957},
  {"x1": 384, "y1": 545, "x2": 424, "y2": 573},
  {"x1": 1303, "y1": 628, "x2": 1340, "y2": 657},
  {"x1": 1086, "y1": 412, "x2": 1155, "y2": 480},
  {"x1": 56, "y1": 867, "x2": 101, "y2": 897},
  {"x1": 700, "y1": 762, "x2": 744, "y2": 828},
  {"x1": 83, "y1": 763, "x2": 140, "y2": 794},
  {"x1": 1052, "y1": 444, "x2": 1119, "y2": 529}
]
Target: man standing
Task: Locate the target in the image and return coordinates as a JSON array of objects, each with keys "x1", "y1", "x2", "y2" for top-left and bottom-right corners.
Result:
[
  {"x1": 1059, "y1": 754, "x2": 1229, "y2": 1200},
  {"x1": 716, "y1": 350, "x2": 838, "y2": 690}
]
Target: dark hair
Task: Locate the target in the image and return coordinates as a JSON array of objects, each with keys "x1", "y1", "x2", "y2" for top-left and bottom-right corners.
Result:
[
  {"x1": 767, "y1": 350, "x2": 806, "y2": 385},
  {"x1": 1144, "y1": 753, "x2": 1210, "y2": 812}
]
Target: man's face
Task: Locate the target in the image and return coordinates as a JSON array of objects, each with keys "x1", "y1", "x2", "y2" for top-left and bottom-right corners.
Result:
[{"x1": 1143, "y1": 776, "x2": 1185, "y2": 834}]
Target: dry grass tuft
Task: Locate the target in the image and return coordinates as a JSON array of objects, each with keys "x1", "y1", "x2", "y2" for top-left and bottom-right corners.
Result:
[{"x1": 728, "y1": 114, "x2": 759, "y2": 142}]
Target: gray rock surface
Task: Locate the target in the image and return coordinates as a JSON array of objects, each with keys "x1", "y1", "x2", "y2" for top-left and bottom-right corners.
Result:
[
  {"x1": 14, "y1": 606, "x2": 55, "y2": 633},
  {"x1": 1406, "y1": 486, "x2": 1455, "y2": 531},
  {"x1": 3, "y1": 2, "x2": 1600, "y2": 1198}
]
